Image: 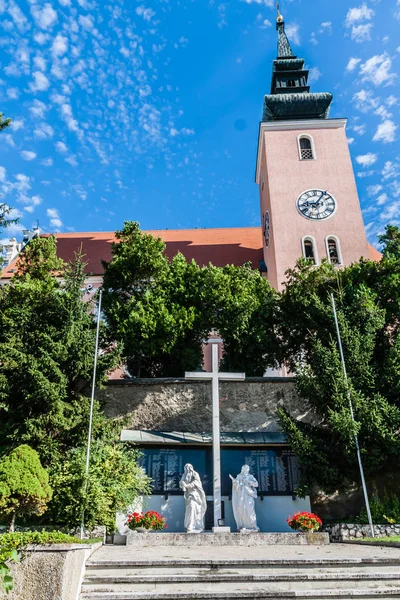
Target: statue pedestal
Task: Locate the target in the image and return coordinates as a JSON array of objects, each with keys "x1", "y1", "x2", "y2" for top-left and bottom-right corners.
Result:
[
  {"x1": 212, "y1": 526, "x2": 231, "y2": 533},
  {"x1": 126, "y1": 531, "x2": 329, "y2": 547}
]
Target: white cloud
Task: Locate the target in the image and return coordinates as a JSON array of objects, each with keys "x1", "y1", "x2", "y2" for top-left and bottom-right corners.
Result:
[
  {"x1": 320, "y1": 22, "x2": 332, "y2": 33},
  {"x1": 367, "y1": 184, "x2": 383, "y2": 196},
  {"x1": 308, "y1": 67, "x2": 321, "y2": 84},
  {"x1": 0, "y1": 166, "x2": 6, "y2": 182},
  {"x1": 373, "y1": 119, "x2": 397, "y2": 143},
  {"x1": 78, "y1": 14, "x2": 94, "y2": 30},
  {"x1": 20, "y1": 150, "x2": 37, "y2": 161},
  {"x1": 136, "y1": 5, "x2": 156, "y2": 21},
  {"x1": 353, "y1": 89, "x2": 379, "y2": 112},
  {"x1": 29, "y1": 100, "x2": 48, "y2": 118},
  {"x1": 65, "y1": 155, "x2": 78, "y2": 167},
  {"x1": 52, "y1": 33, "x2": 68, "y2": 57},
  {"x1": 11, "y1": 119, "x2": 24, "y2": 131},
  {"x1": 8, "y1": 1, "x2": 28, "y2": 31},
  {"x1": 354, "y1": 124, "x2": 366, "y2": 135},
  {"x1": 382, "y1": 161, "x2": 398, "y2": 180},
  {"x1": 360, "y1": 53, "x2": 395, "y2": 86},
  {"x1": 386, "y1": 95, "x2": 398, "y2": 106},
  {"x1": 345, "y1": 4, "x2": 374, "y2": 26},
  {"x1": 58, "y1": 0, "x2": 71, "y2": 5},
  {"x1": 376, "y1": 194, "x2": 388, "y2": 206},
  {"x1": 34, "y1": 123, "x2": 54, "y2": 139},
  {"x1": 31, "y1": 3, "x2": 58, "y2": 29},
  {"x1": 347, "y1": 137, "x2": 355, "y2": 144},
  {"x1": 356, "y1": 153, "x2": 378, "y2": 167},
  {"x1": 285, "y1": 23, "x2": 300, "y2": 45},
  {"x1": 346, "y1": 57, "x2": 361, "y2": 72},
  {"x1": 351, "y1": 23, "x2": 373, "y2": 42},
  {"x1": 375, "y1": 105, "x2": 392, "y2": 119},
  {"x1": 41, "y1": 157, "x2": 54, "y2": 167},
  {"x1": 55, "y1": 141, "x2": 68, "y2": 153},
  {"x1": 33, "y1": 55, "x2": 47, "y2": 71},
  {"x1": 47, "y1": 207, "x2": 63, "y2": 230},
  {"x1": 60, "y1": 103, "x2": 80, "y2": 134},
  {"x1": 240, "y1": 0, "x2": 274, "y2": 5},
  {"x1": 30, "y1": 71, "x2": 50, "y2": 92}
]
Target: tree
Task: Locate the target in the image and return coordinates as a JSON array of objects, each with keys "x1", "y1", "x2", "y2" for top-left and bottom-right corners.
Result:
[
  {"x1": 0, "y1": 113, "x2": 11, "y2": 132},
  {"x1": 47, "y1": 440, "x2": 151, "y2": 532},
  {"x1": 102, "y1": 222, "x2": 209, "y2": 377},
  {"x1": 102, "y1": 221, "x2": 280, "y2": 377},
  {"x1": 0, "y1": 236, "x2": 117, "y2": 460},
  {"x1": 0, "y1": 112, "x2": 18, "y2": 238},
  {"x1": 276, "y1": 249, "x2": 400, "y2": 495},
  {"x1": 0, "y1": 445, "x2": 52, "y2": 532}
]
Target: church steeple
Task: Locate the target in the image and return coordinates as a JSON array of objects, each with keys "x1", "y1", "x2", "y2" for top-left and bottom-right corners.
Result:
[
  {"x1": 276, "y1": 5, "x2": 295, "y2": 59},
  {"x1": 263, "y1": 4, "x2": 332, "y2": 121}
]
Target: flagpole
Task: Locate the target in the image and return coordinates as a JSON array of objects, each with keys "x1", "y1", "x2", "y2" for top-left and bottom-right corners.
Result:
[
  {"x1": 330, "y1": 293, "x2": 374, "y2": 538},
  {"x1": 80, "y1": 289, "x2": 103, "y2": 539}
]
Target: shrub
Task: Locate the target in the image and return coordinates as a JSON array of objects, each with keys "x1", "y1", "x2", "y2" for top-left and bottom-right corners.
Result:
[
  {"x1": 357, "y1": 493, "x2": 400, "y2": 524},
  {"x1": 0, "y1": 446, "x2": 52, "y2": 532}
]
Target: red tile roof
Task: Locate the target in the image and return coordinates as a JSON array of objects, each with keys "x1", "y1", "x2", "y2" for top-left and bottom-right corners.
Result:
[
  {"x1": 1, "y1": 228, "x2": 381, "y2": 279},
  {"x1": 1, "y1": 228, "x2": 264, "y2": 277}
]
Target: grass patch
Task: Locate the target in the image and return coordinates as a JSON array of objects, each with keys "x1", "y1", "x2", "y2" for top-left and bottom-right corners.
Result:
[
  {"x1": 360, "y1": 535, "x2": 400, "y2": 543},
  {"x1": 0, "y1": 531, "x2": 102, "y2": 549}
]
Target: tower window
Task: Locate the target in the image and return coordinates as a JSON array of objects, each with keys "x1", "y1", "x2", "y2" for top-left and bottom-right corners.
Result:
[
  {"x1": 298, "y1": 135, "x2": 315, "y2": 161},
  {"x1": 326, "y1": 236, "x2": 342, "y2": 265},
  {"x1": 302, "y1": 236, "x2": 318, "y2": 265}
]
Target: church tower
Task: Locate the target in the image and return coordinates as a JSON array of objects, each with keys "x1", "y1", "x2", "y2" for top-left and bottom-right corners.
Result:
[{"x1": 256, "y1": 7, "x2": 370, "y2": 291}]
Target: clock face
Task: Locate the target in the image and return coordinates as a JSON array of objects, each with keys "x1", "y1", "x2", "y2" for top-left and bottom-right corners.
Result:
[
  {"x1": 297, "y1": 189, "x2": 336, "y2": 220},
  {"x1": 264, "y1": 211, "x2": 270, "y2": 247}
]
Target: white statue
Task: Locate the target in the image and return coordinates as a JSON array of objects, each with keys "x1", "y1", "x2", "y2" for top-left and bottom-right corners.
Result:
[
  {"x1": 230, "y1": 465, "x2": 259, "y2": 532},
  {"x1": 180, "y1": 463, "x2": 207, "y2": 533}
]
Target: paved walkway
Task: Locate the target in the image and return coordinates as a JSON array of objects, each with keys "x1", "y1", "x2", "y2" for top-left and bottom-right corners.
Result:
[{"x1": 93, "y1": 543, "x2": 400, "y2": 563}]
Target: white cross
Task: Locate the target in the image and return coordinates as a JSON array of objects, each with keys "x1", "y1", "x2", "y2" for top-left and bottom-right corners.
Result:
[{"x1": 185, "y1": 342, "x2": 246, "y2": 530}]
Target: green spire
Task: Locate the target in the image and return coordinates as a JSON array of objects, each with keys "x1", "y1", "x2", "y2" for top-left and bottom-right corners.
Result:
[
  {"x1": 262, "y1": 2, "x2": 333, "y2": 120},
  {"x1": 276, "y1": 4, "x2": 295, "y2": 59}
]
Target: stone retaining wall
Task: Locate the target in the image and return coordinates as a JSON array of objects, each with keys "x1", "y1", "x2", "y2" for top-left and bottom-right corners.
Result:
[
  {"x1": 324, "y1": 523, "x2": 400, "y2": 542},
  {"x1": 98, "y1": 378, "x2": 313, "y2": 432},
  {"x1": 0, "y1": 542, "x2": 102, "y2": 600},
  {"x1": 0, "y1": 525, "x2": 106, "y2": 542}
]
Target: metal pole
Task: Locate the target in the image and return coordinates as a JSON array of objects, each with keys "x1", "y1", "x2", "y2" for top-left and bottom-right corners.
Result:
[
  {"x1": 330, "y1": 293, "x2": 375, "y2": 538},
  {"x1": 80, "y1": 290, "x2": 103, "y2": 539}
]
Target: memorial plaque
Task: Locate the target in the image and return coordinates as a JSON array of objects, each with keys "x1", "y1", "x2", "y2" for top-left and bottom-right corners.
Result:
[{"x1": 140, "y1": 446, "x2": 300, "y2": 496}]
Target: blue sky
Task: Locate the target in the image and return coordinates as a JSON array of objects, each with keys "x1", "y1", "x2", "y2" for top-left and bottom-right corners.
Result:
[{"x1": 0, "y1": 0, "x2": 399, "y2": 246}]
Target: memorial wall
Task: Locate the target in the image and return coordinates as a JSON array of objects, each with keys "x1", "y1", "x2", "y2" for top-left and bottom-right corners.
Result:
[{"x1": 140, "y1": 446, "x2": 301, "y2": 496}]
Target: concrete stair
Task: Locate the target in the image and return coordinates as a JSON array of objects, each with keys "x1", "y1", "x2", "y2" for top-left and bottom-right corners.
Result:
[{"x1": 80, "y1": 553, "x2": 400, "y2": 599}]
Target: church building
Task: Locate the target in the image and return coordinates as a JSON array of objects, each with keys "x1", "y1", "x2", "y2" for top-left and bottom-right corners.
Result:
[{"x1": 1, "y1": 10, "x2": 380, "y2": 534}]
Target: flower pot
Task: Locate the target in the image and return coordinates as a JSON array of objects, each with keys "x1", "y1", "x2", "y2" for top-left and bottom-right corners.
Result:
[{"x1": 135, "y1": 527, "x2": 152, "y2": 533}]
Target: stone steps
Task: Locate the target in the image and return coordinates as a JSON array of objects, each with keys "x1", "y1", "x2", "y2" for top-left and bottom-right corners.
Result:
[
  {"x1": 80, "y1": 591, "x2": 400, "y2": 599},
  {"x1": 80, "y1": 547, "x2": 400, "y2": 600}
]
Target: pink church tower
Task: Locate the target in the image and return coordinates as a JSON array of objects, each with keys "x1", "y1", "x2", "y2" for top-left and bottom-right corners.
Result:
[{"x1": 256, "y1": 7, "x2": 370, "y2": 291}]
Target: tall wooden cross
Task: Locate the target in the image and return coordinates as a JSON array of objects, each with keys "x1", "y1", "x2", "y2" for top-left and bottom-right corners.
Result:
[{"x1": 185, "y1": 342, "x2": 246, "y2": 530}]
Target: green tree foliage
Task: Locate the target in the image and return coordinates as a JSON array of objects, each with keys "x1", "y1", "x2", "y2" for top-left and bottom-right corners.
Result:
[
  {"x1": 48, "y1": 440, "x2": 151, "y2": 532},
  {"x1": 0, "y1": 112, "x2": 18, "y2": 238},
  {"x1": 277, "y1": 228, "x2": 400, "y2": 494},
  {"x1": 0, "y1": 445, "x2": 52, "y2": 532},
  {"x1": 102, "y1": 221, "x2": 278, "y2": 377},
  {"x1": 0, "y1": 113, "x2": 11, "y2": 132},
  {"x1": 0, "y1": 235, "x2": 149, "y2": 532},
  {"x1": 0, "y1": 236, "x2": 117, "y2": 460}
]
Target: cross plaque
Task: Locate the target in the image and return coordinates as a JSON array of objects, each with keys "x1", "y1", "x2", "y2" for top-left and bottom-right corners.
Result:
[{"x1": 185, "y1": 342, "x2": 246, "y2": 531}]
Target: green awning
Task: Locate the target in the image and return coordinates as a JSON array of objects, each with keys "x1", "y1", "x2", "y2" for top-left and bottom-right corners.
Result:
[{"x1": 120, "y1": 430, "x2": 287, "y2": 445}]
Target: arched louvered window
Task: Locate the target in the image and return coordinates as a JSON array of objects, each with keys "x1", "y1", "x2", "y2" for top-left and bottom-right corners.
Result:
[
  {"x1": 298, "y1": 135, "x2": 315, "y2": 160},
  {"x1": 302, "y1": 236, "x2": 318, "y2": 265},
  {"x1": 326, "y1": 236, "x2": 342, "y2": 265}
]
